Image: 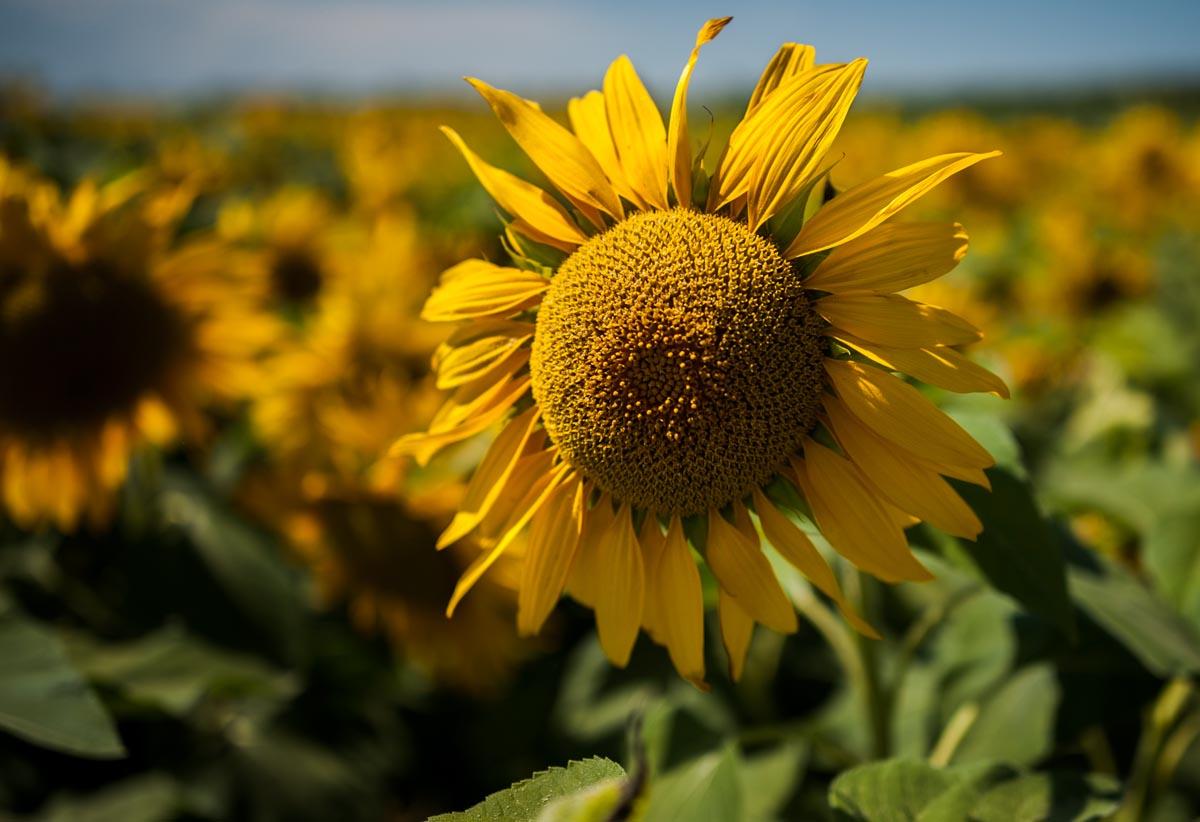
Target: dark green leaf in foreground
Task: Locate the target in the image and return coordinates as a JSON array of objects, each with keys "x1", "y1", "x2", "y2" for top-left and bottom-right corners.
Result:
[
  {"x1": 0, "y1": 603, "x2": 124, "y2": 759},
  {"x1": 956, "y1": 771, "x2": 1122, "y2": 822},
  {"x1": 829, "y1": 758, "x2": 958, "y2": 822},
  {"x1": 949, "y1": 469, "x2": 1075, "y2": 637},
  {"x1": 950, "y1": 664, "x2": 1059, "y2": 767},
  {"x1": 160, "y1": 472, "x2": 308, "y2": 665},
  {"x1": 831, "y1": 758, "x2": 1122, "y2": 822},
  {"x1": 428, "y1": 757, "x2": 626, "y2": 822},
  {"x1": 1066, "y1": 539, "x2": 1200, "y2": 676}
]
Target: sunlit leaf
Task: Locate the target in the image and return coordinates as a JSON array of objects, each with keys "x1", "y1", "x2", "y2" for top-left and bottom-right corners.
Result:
[{"x1": 429, "y1": 757, "x2": 626, "y2": 822}]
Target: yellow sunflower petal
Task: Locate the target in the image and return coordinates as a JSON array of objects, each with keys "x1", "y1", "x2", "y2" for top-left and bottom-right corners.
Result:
[
  {"x1": 566, "y1": 492, "x2": 615, "y2": 608},
  {"x1": 786, "y1": 151, "x2": 1002, "y2": 257},
  {"x1": 658, "y1": 516, "x2": 707, "y2": 687},
  {"x1": 718, "y1": 588, "x2": 754, "y2": 681},
  {"x1": 440, "y1": 126, "x2": 587, "y2": 251},
  {"x1": 437, "y1": 405, "x2": 540, "y2": 549},
  {"x1": 433, "y1": 320, "x2": 534, "y2": 383},
  {"x1": 746, "y1": 43, "x2": 816, "y2": 114},
  {"x1": 804, "y1": 222, "x2": 969, "y2": 293},
  {"x1": 795, "y1": 443, "x2": 933, "y2": 583},
  {"x1": 447, "y1": 460, "x2": 571, "y2": 616},
  {"x1": 604, "y1": 55, "x2": 669, "y2": 211},
  {"x1": 910, "y1": 455, "x2": 990, "y2": 488},
  {"x1": 594, "y1": 503, "x2": 646, "y2": 667},
  {"x1": 745, "y1": 59, "x2": 867, "y2": 230},
  {"x1": 639, "y1": 517, "x2": 667, "y2": 640},
  {"x1": 706, "y1": 508, "x2": 797, "y2": 634},
  {"x1": 825, "y1": 358, "x2": 994, "y2": 469},
  {"x1": 466, "y1": 77, "x2": 624, "y2": 221},
  {"x1": 476, "y1": 447, "x2": 557, "y2": 539},
  {"x1": 818, "y1": 292, "x2": 982, "y2": 348},
  {"x1": 711, "y1": 63, "x2": 843, "y2": 211},
  {"x1": 433, "y1": 334, "x2": 532, "y2": 390},
  {"x1": 823, "y1": 395, "x2": 983, "y2": 539},
  {"x1": 835, "y1": 333, "x2": 1010, "y2": 398},
  {"x1": 390, "y1": 372, "x2": 530, "y2": 466},
  {"x1": 422, "y1": 260, "x2": 548, "y2": 322},
  {"x1": 568, "y1": 91, "x2": 641, "y2": 207},
  {"x1": 751, "y1": 488, "x2": 878, "y2": 638},
  {"x1": 667, "y1": 16, "x2": 731, "y2": 208},
  {"x1": 517, "y1": 474, "x2": 584, "y2": 635}
]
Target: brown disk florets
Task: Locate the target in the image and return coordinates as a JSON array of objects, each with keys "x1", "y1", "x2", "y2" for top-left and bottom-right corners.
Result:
[{"x1": 531, "y1": 209, "x2": 825, "y2": 515}]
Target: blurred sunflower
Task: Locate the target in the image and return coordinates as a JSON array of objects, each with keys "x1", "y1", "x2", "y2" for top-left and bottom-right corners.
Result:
[
  {"x1": 218, "y1": 187, "x2": 341, "y2": 312},
  {"x1": 0, "y1": 159, "x2": 274, "y2": 530},
  {"x1": 244, "y1": 478, "x2": 529, "y2": 694},
  {"x1": 242, "y1": 210, "x2": 528, "y2": 691},
  {"x1": 393, "y1": 18, "x2": 1007, "y2": 685},
  {"x1": 1028, "y1": 207, "x2": 1153, "y2": 321},
  {"x1": 250, "y1": 211, "x2": 443, "y2": 490},
  {"x1": 1094, "y1": 106, "x2": 1199, "y2": 232}
]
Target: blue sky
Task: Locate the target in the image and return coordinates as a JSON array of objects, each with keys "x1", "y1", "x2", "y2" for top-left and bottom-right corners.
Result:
[{"x1": 2, "y1": 0, "x2": 1198, "y2": 99}]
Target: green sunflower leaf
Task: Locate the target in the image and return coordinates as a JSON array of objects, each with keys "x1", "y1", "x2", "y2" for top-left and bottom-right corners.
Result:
[
  {"x1": 829, "y1": 758, "x2": 958, "y2": 821},
  {"x1": 642, "y1": 744, "x2": 743, "y2": 822},
  {"x1": 1066, "y1": 539, "x2": 1200, "y2": 676},
  {"x1": 948, "y1": 468, "x2": 1075, "y2": 637},
  {"x1": 0, "y1": 601, "x2": 125, "y2": 759},
  {"x1": 830, "y1": 758, "x2": 1122, "y2": 822},
  {"x1": 428, "y1": 757, "x2": 627, "y2": 822}
]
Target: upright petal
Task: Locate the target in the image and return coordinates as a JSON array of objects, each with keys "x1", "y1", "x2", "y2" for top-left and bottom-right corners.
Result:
[
  {"x1": 711, "y1": 63, "x2": 843, "y2": 211},
  {"x1": 467, "y1": 78, "x2": 624, "y2": 221},
  {"x1": 568, "y1": 91, "x2": 641, "y2": 207},
  {"x1": 604, "y1": 55, "x2": 670, "y2": 210},
  {"x1": 745, "y1": 59, "x2": 867, "y2": 230},
  {"x1": 746, "y1": 43, "x2": 816, "y2": 114},
  {"x1": 667, "y1": 16, "x2": 731, "y2": 208},
  {"x1": 440, "y1": 127, "x2": 587, "y2": 250},
  {"x1": 786, "y1": 151, "x2": 1002, "y2": 257}
]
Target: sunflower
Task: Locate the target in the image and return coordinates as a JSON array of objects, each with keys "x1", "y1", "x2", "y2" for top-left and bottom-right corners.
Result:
[
  {"x1": 249, "y1": 211, "x2": 444, "y2": 490},
  {"x1": 392, "y1": 19, "x2": 1008, "y2": 685},
  {"x1": 218, "y1": 187, "x2": 341, "y2": 311},
  {"x1": 241, "y1": 472, "x2": 530, "y2": 695},
  {"x1": 0, "y1": 159, "x2": 275, "y2": 531}
]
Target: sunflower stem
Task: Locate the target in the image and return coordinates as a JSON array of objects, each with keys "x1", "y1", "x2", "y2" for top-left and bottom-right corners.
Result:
[
  {"x1": 846, "y1": 569, "x2": 889, "y2": 760},
  {"x1": 1115, "y1": 677, "x2": 1194, "y2": 822}
]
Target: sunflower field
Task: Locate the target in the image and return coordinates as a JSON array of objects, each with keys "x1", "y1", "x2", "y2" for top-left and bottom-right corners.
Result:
[{"x1": 2, "y1": 15, "x2": 1200, "y2": 822}]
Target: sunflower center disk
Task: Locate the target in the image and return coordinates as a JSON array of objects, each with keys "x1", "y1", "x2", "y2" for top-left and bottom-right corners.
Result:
[
  {"x1": 0, "y1": 261, "x2": 190, "y2": 437},
  {"x1": 531, "y1": 209, "x2": 825, "y2": 515}
]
